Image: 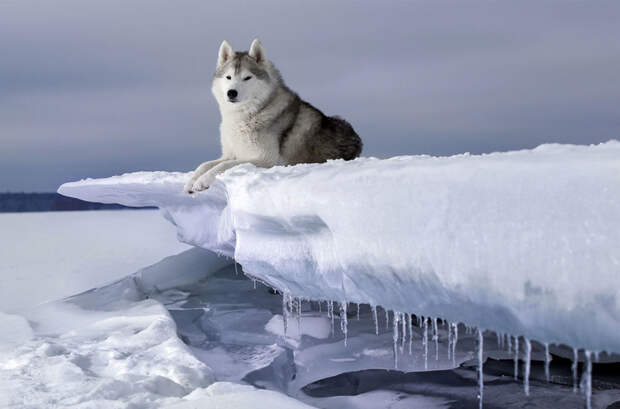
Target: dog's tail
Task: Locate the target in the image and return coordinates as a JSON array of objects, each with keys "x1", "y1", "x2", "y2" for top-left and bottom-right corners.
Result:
[{"x1": 322, "y1": 115, "x2": 363, "y2": 160}]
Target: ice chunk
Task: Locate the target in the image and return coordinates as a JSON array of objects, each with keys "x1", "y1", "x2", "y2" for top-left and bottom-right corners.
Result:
[
  {"x1": 166, "y1": 381, "x2": 318, "y2": 409},
  {"x1": 0, "y1": 299, "x2": 214, "y2": 408}
]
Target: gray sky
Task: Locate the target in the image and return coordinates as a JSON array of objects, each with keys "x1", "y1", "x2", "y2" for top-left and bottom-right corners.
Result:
[{"x1": 1, "y1": 0, "x2": 619, "y2": 192}]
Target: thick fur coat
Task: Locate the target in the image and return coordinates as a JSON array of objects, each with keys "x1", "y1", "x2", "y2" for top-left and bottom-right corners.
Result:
[{"x1": 185, "y1": 39, "x2": 362, "y2": 193}]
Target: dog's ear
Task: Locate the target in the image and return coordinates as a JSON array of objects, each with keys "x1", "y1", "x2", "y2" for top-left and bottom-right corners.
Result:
[
  {"x1": 218, "y1": 40, "x2": 233, "y2": 67},
  {"x1": 249, "y1": 39, "x2": 265, "y2": 64}
]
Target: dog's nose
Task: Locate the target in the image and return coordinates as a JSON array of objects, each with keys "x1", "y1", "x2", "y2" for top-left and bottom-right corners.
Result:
[{"x1": 227, "y1": 89, "x2": 238, "y2": 99}]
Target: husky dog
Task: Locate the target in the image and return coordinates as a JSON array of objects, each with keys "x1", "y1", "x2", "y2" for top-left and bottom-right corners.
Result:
[{"x1": 184, "y1": 39, "x2": 362, "y2": 193}]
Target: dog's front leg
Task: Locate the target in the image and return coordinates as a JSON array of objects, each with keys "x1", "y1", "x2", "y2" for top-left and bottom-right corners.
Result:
[
  {"x1": 184, "y1": 158, "x2": 230, "y2": 194},
  {"x1": 191, "y1": 159, "x2": 274, "y2": 192}
]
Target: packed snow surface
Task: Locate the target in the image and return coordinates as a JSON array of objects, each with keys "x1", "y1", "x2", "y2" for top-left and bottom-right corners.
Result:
[{"x1": 59, "y1": 141, "x2": 620, "y2": 353}]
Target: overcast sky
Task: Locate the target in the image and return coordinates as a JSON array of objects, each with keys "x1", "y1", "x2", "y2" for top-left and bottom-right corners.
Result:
[{"x1": 1, "y1": 1, "x2": 619, "y2": 191}]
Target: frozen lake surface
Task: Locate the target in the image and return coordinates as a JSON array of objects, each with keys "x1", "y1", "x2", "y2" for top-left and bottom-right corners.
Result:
[{"x1": 0, "y1": 210, "x2": 189, "y2": 312}]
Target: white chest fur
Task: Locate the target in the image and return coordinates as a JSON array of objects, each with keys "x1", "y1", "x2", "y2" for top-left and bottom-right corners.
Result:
[{"x1": 220, "y1": 117, "x2": 281, "y2": 164}]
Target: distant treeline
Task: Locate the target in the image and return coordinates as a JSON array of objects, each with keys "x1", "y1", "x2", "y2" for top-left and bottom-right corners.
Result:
[{"x1": 0, "y1": 193, "x2": 154, "y2": 213}]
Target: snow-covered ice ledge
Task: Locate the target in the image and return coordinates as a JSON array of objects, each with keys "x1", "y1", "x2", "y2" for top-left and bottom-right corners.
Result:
[{"x1": 59, "y1": 141, "x2": 620, "y2": 354}]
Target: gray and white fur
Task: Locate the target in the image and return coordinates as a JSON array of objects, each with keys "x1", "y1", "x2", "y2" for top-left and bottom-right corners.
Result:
[{"x1": 185, "y1": 39, "x2": 362, "y2": 193}]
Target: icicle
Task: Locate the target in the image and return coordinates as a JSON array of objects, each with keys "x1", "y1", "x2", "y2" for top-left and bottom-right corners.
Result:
[
  {"x1": 524, "y1": 338, "x2": 531, "y2": 396},
  {"x1": 296, "y1": 298, "x2": 302, "y2": 336},
  {"x1": 356, "y1": 303, "x2": 360, "y2": 320},
  {"x1": 572, "y1": 348, "x2": 578, "y2": 393},
  {"x1": 433, "y1": 317, "x2": 439, "y2": 360},
  {"x1": 253, "y1": 279, "x2": 257, "y2": 289},
  {"x1": 496, "y1": 332, "x2": 501, "y2": 349},
  {"x1": 422, "y1": 317, "x2": 428, "y2": 369},
  {"x1": 328, "y1": 301, "x2": 335, "y2": 336},
  {"x1": 385, "y1": 309, "x2": 390, "y2": 330},
  {"x1": 477, "y1": 328, "x2": 484, "y2": 409},
  {"x1": 513, "y1": 336, "x2": 519, "y2": 380},
  {"x1": 506, "y1": 333, "x2": 512, "y2": 354},
  {"x1": 452, "y1": 322, "x2": 458, "y2": 367},
  {"x1": 340, "y1": 302, "x2": 348, "y2": 346},
  {"x1": 282, "y1": 293, "x2": 289, "y2": 336},
  {"x1": 318, "y1": 300, "x2": 322, "y2": 313},
  {"x1": 400, "y1": 312, "x2": 406, "y2": 353},
  {"x1": 234, "y1": 262, "x2": 239, "y2": 275},
  {"x1": 407, "y1": 313, "x2": 413, "y2": 355},
  {"x1": 448, "y1": 322, "x2": 453, "y2": 360},
  {"x1": 332, "y1": 302, "x2": 337, "y2": 336},
  {"x1": 372, "y1": 305, "x2": 379, "y2": 335},
  {"x1": 392, "y1": 311, "x2": 400, "y2": 369},
  {"x1": 544, "y1": 343, "x2": 551, "y2": 383},
  {"x1": 583, "y1": 350, "x2": 592, "y2": 409}
]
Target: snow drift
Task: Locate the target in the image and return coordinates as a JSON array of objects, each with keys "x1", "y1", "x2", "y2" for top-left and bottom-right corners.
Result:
[{"x1": 58, "y1": 141, "x2": 620, "y2": 354}]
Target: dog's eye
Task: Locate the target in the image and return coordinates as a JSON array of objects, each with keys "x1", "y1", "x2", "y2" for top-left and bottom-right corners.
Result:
[
  {"x1": 243, "y1": 76, "x2": 252, "y2": 81},
  {"x1": 226, "y1": 75, "x2": 231, "y2": 80}
]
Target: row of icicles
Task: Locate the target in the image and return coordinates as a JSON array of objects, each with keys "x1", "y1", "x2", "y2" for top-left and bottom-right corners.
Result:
[{"x1": 280, "y1": 294, "x2": 596, "y2": 409}]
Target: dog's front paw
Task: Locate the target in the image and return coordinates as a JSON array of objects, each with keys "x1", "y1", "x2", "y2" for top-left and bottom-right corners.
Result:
[
  {"x1": 192, "y1": 174, "x2": 215, "y2": 192},
  {"x1": 191, "y1": 181, "x2": 209, "y2": 192},
  {"x1": 184, "y1": 179, "x2": 196, "y2": 194}
]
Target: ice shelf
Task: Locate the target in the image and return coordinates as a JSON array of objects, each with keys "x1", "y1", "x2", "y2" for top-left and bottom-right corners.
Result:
[{"x1": 58, "y1": 141, "x2": 620, "y2": 353}]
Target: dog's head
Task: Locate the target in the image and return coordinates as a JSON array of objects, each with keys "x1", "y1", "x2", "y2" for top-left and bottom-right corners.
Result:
[{"x1": 212, "y1": 39, "x2": 276, "y2": 112}]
